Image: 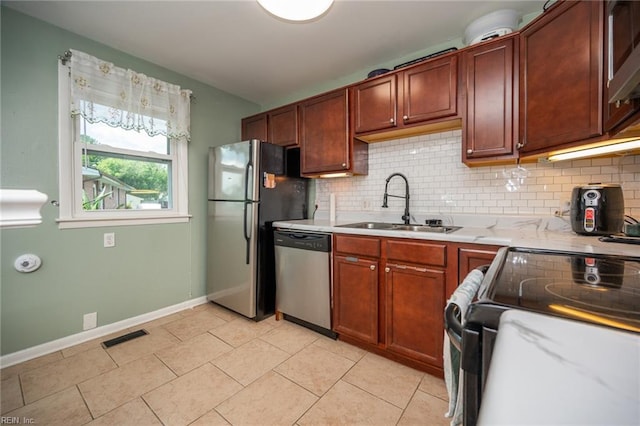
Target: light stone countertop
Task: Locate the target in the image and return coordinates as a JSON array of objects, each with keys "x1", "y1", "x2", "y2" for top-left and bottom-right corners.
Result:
[
  {"x1": 273, "y1": 215, "x2": 640, "y2": 257},
  {"x1": 477, "y1": 310, "x2": 640, "y2": 425}
]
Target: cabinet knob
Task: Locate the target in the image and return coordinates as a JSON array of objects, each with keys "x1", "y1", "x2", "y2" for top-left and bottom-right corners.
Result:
[
  {"x1": 516, "y1": 142, "x2": 524, "y2": 150},
  {"x1": 341, "y1": 163, "x2": 347, "y2": 168},
  {"x1": 403, "y1": 115, "x2": 409, "y2": 121},
  {"x1": 385, "y1": 267, "x2": 390, "y2": 273},
  {"x1": 467, "y1": 149, "x2": 473, "y2": 155},
  {"x1": 389, "y1": 118, "x2": 395, "y2": 124},
  {"x1": 370, "y1": 265, "x2": 376, "y2": 271}
]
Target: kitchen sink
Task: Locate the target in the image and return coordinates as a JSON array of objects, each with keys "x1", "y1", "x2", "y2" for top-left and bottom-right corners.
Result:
[{"x1": 337, "y1": 222, "x2": 461, "y2": 234}]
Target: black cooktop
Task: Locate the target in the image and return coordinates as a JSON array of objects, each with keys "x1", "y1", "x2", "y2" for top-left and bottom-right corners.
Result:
[{"x1": 476, "y1": 247, "x2": 640, "y2": 333}]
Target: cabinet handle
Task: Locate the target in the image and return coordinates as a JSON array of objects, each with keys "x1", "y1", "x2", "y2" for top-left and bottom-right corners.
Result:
[
  {"x1": 467, "y1": 149, "x2": 473, "y2": 155},
  {"x1": 370, "y1": 265, "x2": 376, "y2": 271},
  {"x1": 403, "y1": 115, "x2": 409, "y2": 121},
  {"x1": 385, "y1": 267, "x2": 390, "y2": 273},
  {"x1": 387, "y1": 262, "x2": 428, "y2": 273}
]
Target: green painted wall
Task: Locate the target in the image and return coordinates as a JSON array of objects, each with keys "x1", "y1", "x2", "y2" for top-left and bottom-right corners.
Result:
[{"x1": 0, "y1": 7, "x2": 260, "y2": 355}]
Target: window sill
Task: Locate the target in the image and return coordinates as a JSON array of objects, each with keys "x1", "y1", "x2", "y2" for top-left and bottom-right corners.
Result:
[{"x1": 56, "y1": 214, "x2": 192, "y2": 229}]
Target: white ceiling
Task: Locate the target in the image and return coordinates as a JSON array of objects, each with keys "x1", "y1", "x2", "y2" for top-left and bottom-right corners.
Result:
[{"x1": 4, "y1": 0, "x2": 546, "y2": 106}]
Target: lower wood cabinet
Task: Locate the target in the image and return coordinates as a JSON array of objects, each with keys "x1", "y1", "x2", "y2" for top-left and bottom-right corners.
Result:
[
  {"x1": 458, "y1": 245, "x2": 501, "y2": 277},
  {"x1": 385, "y1": 263, "x2": 445, "y2": 367},
  {"x1": 333, "y1": 254, "x2": 379, "y2": 344},
  {"x1": 332, "y1": 234, "x2": 447, "y2": 374},
  {"x1": 333, "y1": 234, "x2": 504, "y2": 375}
]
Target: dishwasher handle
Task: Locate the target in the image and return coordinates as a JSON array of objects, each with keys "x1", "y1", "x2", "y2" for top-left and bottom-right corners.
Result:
[{"x1": 274, "y1": 231, "x2": 331, "y2": 252}]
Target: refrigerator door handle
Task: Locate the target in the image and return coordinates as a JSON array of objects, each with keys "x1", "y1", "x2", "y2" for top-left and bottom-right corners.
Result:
[
  {"x1": 243, "y1": 201, "x2": 252, "y2": 265},
  {"x1": 244, "y1": 162, "x2": 253, "y2": 202},
  {"x1": 242, "y1": 141, "x2": 254, "y2": 265}
]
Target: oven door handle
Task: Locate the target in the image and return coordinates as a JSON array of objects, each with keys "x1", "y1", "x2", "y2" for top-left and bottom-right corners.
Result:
[
  {"x1": 445, "y1": 265, "x2": 489, "y2": 351},
  {"x1": 445, "y1": 303, "x2": 463, "y2": 351}
]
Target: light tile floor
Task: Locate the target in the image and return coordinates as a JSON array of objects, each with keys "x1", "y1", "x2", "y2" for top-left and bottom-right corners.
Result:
[{"x1": 1, "y1": 303, "x2": 450, "y2": 425}]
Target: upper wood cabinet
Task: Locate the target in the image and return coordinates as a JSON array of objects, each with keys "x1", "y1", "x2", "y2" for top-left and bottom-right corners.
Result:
[
  {"x1": 241, "y1": 106, "x2": 298, "y2": 146},
  {"x1": 403, "y1": 55, "x2": 458, "y2": 124},
  {"x1": 267, "y1": 104, "x2": 298, "y2": 147},
  {"x1": 604, "y1": 0, "x2": 640, "y2": 134},
  {"x1": 241, "y1": 113, "x2": 267, "y2": 141},
  {"x1": 352, "y1": 55, "x2": 459, "y2": 137},
  {"x1": 518, "y1": 0, "x2": 604, "y2": 156},
  {"x1": 299, "y1": 88, "x2": 368, "y2": 176},
  {"x1": 462, "y1": 35, "x2": 518, "y2": 165},
  {"x1": 352, "y1": 74, "x2": 397, "y2": 134}
]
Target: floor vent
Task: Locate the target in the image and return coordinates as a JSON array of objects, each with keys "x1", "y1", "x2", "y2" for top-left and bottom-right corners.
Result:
[{"x1": 101, "y1": 329, "x2": 148, "y2": 348}]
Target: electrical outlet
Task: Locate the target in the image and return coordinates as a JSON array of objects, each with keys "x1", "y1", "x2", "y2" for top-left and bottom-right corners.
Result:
[
  {"x1": 103, "y1": 232, "x2": 115, "y2": 248},
  {"x1": 83, "y1": 312, "x2": 97, "y2": 330}
]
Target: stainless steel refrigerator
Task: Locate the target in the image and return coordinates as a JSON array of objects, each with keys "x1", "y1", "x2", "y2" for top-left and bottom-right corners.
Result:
[{"x1": 206, "y1": 140, "x2": 308, "y2": 320}]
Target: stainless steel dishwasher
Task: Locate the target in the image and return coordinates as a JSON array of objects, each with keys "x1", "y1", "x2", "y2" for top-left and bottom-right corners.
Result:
[{"x1": 274, "y1": 230, "x2": 336, "y2": 338}]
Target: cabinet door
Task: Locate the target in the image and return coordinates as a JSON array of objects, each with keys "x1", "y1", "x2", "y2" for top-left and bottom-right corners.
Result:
[
  {"x1": 519, "y1": 0, "x2": 603, "y2": 155},
  {"x1": 385, "y1": 263, "x2": 445, "y2": 366},
  {"x1": 463, "y1": 36, "x2": 518, "y2": 162},
  {"x1": 353, "y1": 75, "x2": 398, "y2": 134},
  {"x1": 458, "y1": 247, "x2": 499, "y2": 280},
  {"x1": 241, "y1": 113, "x2": 268, "y2": 141},
  {"x1": 333, "y1": 255, "x2": 378, "y2": 344},
  {"x1": 402, "y1": 55, "x2": 458, "y2": 125},
  {"x1": 268, "y1": 105, "x2": 298, "y2": 147},
  {"x1": 300, "y1": 89, "x2": 350, "y2": 175}
]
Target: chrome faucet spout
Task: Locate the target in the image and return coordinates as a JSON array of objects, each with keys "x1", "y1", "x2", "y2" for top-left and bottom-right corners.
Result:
[{"x1": 381, "y1": 173, "x2": 410, "y2": 225}]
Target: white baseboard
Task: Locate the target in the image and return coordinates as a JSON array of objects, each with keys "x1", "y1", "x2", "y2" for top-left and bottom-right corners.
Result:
[{"x1": 0, "y1": 296, "x2": 209, "y2": 369}]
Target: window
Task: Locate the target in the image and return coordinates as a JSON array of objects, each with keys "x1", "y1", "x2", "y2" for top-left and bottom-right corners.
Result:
[{"x1": 58, "y1": 50, "x2": 191, "y2": 228}]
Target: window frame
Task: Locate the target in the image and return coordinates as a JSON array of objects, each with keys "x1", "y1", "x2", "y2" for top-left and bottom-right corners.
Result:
[{"x1": 57, "y1": 62, "x2": 190, "y2": 229}]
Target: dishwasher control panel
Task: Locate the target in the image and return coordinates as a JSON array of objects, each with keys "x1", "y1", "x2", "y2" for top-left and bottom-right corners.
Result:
[{"x1": 274, "y1": 231, "x2": 331, "y2": 252}]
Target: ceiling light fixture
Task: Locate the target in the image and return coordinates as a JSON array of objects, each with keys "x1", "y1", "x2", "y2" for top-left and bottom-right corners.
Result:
[
  {"x1": 544, "y1": 138, "x2": 640, "y2": 162},
  {"x1": 257, "y1": 0, "x2": 334, "y2": 22}
]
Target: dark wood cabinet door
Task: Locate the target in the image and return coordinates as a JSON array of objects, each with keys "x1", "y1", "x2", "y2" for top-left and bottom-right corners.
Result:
[
  {"x1": 241, "y1": 113, "x2": 267, "y2": 141},
  {"x1": 353, "y1": 75, "x2": 397, "y2": 134},
  {"x1": 519, "y1": 0, "x2": 604, "y2": 155},
  {"x1": 385, "y1": 263, "x2": 445, "y2": 366},
  {"x1": 299, "y1": 89, "x2": 350, "y2": 175},
  {"x1": 458, "y1": 247, "x2": 500, "y2": 279},
  {"x1": 402, "y1": 55, "x2": 458, "y2": 125},
  {"x1": 463, "y1": 36, "x2": 518, "y2": 162},
  {"x1": 268, "y1": 104, "x2": 298, "y2": 147},
  {"x1": 604, "y1": 0, "x2": 640, "y2": 132},
  {"x1": 333, "y1": 255, "x2": 379, "y2": 344}
]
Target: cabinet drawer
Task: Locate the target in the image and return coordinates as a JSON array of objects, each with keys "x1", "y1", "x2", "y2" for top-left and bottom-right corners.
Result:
[
  {"x1": 386, "y1": 239, "x2": 446, "y2": 267},
  {"x1": 334, "y1": 234, "x2": 381, "y2": 258}
]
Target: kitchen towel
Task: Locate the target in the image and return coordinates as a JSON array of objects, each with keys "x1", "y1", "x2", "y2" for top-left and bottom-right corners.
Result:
[{"x1": 444, "y1": 268, "x2": 484, "y2": 426}]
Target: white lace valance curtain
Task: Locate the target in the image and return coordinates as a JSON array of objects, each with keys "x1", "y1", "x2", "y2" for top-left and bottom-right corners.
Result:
[{"x1": 68, "y1": 49, "x2": 192, "y2": 142}]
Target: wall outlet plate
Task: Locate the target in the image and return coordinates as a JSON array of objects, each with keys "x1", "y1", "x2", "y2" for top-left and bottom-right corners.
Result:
[
  {"x1": 83, "y1": 312, "x2": 97, "y2": 330},
  {"x1": 103, "y1": 232, "x2": 115, "y2": 248}
]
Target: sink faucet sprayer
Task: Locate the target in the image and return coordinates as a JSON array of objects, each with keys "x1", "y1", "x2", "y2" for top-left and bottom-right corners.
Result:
[{"x1": 382, "y1": 172, "x2": 411, "y2": 225}]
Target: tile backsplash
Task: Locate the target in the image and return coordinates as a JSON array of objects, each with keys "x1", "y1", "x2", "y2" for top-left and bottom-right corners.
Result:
[{"x1": 314, "y1": 130, "x2": 640, "y2": 220}]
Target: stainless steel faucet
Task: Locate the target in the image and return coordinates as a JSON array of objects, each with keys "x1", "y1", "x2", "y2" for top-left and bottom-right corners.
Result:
[{"x1": 382, "y1": 172, "x2": 411, "y2": 225}]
